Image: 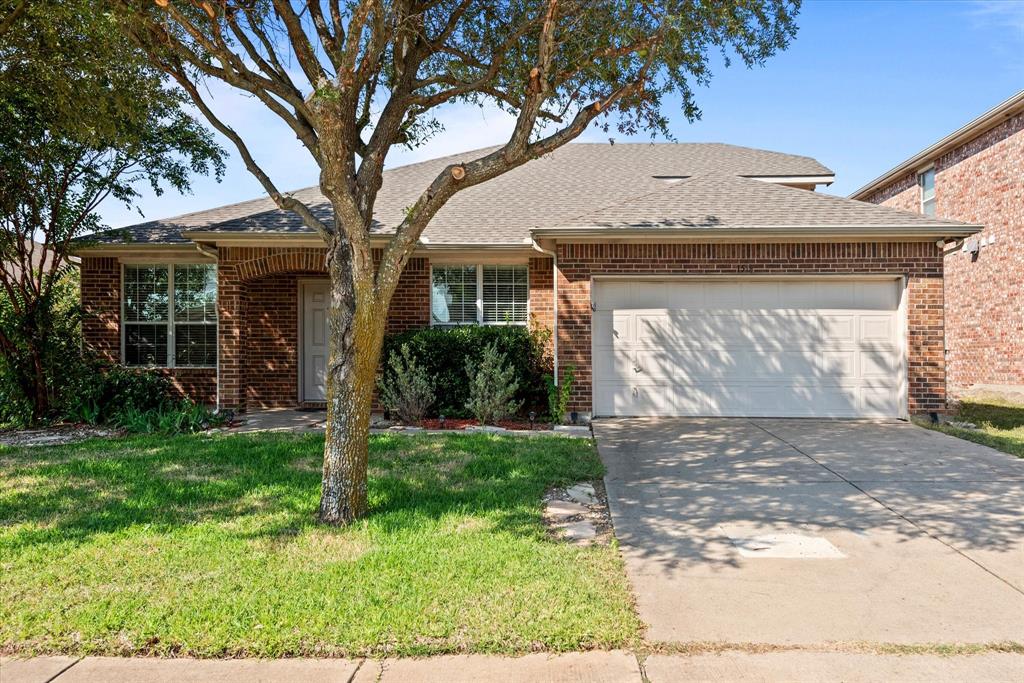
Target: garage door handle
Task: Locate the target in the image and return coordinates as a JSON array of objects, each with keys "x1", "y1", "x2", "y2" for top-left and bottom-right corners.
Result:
[{"x1": 633, "y1": 365, "x2": 642, "y2": 373}]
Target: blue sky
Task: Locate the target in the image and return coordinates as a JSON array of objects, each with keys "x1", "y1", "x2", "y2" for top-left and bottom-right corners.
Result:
[{"x1": 99, "y1": 0, "x2": 1024, "y2": 228}]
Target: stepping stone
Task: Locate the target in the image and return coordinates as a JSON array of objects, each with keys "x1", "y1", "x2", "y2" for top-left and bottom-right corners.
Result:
[
  {"x1": 544, "y1": 500, "x2": 589, "y2": 520},
  {"x1": 466, "y1": 425, "x2": 507, "y2": 433},
  {"x1": 566, "y1": 483, "x2": 597, "y2": 505},
  {"x1": 561, "y1": 520, "x2": 598, "y2": 542}
]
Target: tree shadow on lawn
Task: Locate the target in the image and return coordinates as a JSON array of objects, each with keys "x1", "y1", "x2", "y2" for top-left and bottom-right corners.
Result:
[{"x1": 0, "y1": 432, "x2": 601, "y2": 551}]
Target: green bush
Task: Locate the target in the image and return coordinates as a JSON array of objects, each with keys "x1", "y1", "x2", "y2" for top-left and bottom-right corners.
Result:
[
  {"x1": 465, "y1": 342, "x2": 521, "y2": 424},
  {"x1": 545, "y1": 365, "x2": 576, "y2": 424},
  {"x1": 380, "y1": 324, "x2": 551, "y2": 418},
  {"x1": 0, "y1": 270, "x2": 82, "y2": 427},
  {"x1": 378, "y1": 344, "x2": 435, "y2": 424},
  {"x1": 60, "y1": 361, "x2": 175, "y2": 425},
  {"x1": 112, "y1": 398, "x2": 225, "y2": 435}
]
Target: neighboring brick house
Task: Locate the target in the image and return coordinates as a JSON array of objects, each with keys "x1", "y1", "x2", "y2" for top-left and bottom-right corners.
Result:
[
  {"x1": 852, "y1": 91, "x2": 1024, "y2": 400},
  {"x1": 74, "y1": 143, "x2": 978, "y2": 419}
]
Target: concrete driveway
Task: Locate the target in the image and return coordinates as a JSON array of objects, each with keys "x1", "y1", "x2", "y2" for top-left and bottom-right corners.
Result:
[{"x1": 594, "y1": 418, "x2": 1024, "y2": 645}]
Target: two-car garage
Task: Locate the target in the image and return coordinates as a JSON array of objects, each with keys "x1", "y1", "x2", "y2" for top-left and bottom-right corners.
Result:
[{"x1": 591, "y1": 277, "x2": 906, "y2": 419}]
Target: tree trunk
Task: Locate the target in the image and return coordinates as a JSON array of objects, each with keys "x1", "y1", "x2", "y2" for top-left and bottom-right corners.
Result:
[{"x1": 317, "y1": 239, "x2": 388, "y2": 525}]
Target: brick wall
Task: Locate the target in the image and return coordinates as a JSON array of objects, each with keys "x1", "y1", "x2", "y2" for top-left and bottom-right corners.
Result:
[
  {"x1": 528, "y1": 257, "x2": 555, "y2": 359},
  {"x1": 80, "y1": 257, "x2": 215, "y2": 402},
  {"x1": 556, "y1": 241, "x2": 946, "y2": 415},
  {"x1": 80, "y1": 257, "x2": 120, "y2": 362},
  {"x1": 81, "y1": 247, "x2": 549, "y2": 409},
  {"x1": 864, "y1": 111, "x2": 1024, "y2": 395},
  {"x1": 384, "y1": 257, "x2": 431, "y2": 333},
  {"x1": 245, "y1": 273, "x2": 302, "y2": 408}
]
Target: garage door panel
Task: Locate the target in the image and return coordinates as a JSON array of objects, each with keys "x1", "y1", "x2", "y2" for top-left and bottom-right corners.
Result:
[
  {"x1": 860, "y1": 315, "x2": 893, "y2": 341},
  {"x1": 821, "y1": 350, "x2": 858, "y2": 379},
  {"x1": 862, "y1": 385, "x2": 899, "y2": 416},
  {"x1": 598, "y1": 381, "x2": 678, "y2": 416},
  {"x1": 593, "y1": 348, "x2": 636, "y2": 382},
  {"x1": 592, "y1": 279, "x2": 903, "y2": 418},
  {"x1": 861, "y1": 348, "x2": 896, "y2": 378},
  {"x1": 744, "y1": 313, "x2": 822, "y2": 346},
  {"x1": 820, "y1": 314, "x2": 857, "y2": 343},
  {"x1": 593, "y1": 311, "x2": 634, "y2": 349}
]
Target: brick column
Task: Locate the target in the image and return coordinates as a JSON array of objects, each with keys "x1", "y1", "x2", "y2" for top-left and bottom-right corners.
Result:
[
  {"x1": 217, "y1": 255, "x2": 246, "y2": 411},
  {"x1": 80, "y1": 257, "x2": 121, "y2": 362},
  {"x1": 906, "y1": 272, "x2": 946, "y2": 413}
]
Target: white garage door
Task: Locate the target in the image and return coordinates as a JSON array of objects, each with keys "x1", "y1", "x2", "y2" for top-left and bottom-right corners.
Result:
[{"x1": 592, "y1": 278, "x2": 904, "y2": 418}]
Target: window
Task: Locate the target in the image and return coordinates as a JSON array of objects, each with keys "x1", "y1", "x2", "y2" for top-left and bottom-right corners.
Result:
[
  {"x1": 919, "y1": 168, "x2": 936, "y2": 216},
  {"x1": 431, "y1": 264, "x2": 528, "y2": 326},
  {"x1": 123, "y1": 264, "x2": 217, "y2": 367}
]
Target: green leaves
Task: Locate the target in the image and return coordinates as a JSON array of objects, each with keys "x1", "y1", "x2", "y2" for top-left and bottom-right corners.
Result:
[{"x1": 0, "y1": 0, "x2": 226, "y2": 421}]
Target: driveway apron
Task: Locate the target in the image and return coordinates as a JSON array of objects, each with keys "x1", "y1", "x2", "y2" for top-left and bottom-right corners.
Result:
[{"x1": 594, "y1": 418, "x2": 1024, "y2": 645}]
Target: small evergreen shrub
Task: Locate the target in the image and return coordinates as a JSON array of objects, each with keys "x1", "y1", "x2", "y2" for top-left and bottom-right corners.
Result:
[
  {"x1": 465, "y1": 342, "x2": 521, "y2": 424},
  {"x1": 60, "y1": 361, "x2": 175, "y2": 425},
  {"x1": 380, "y1": 324, "x2": 550, "y2": 417},
  {"x1": 378, "y1": 343, "x2": 435, "y2": 424},
  {"x1": 545, "y1": 364, "x2": 576, "y2": 424}
]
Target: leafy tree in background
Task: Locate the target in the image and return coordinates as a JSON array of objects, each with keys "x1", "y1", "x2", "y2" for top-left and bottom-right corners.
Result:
[
  {"x1": 116, "y1": 0, "x2": 801, "y2": 524},
  {"x1": 0, "y1": 1, "x2": 224, "y2": 423}
]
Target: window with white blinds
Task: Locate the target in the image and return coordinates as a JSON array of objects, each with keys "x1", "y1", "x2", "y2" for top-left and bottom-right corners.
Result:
[
  {"x1": 431, "y1": 264, "x2": 528, "y2": 326},
  {"x1": 482, "y1": 265, "x2": 528, "y2": 324},
  {"x1": 123, "y1": 264, "x2": 217, "y2": 367}
]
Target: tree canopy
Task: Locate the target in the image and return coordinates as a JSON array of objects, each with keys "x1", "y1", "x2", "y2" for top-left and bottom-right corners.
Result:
[
  {"x1": 0, "y1": 0, "x2": 225, "y2": 421},
  {"x1": 115, "y1": 0, "x2": 801, "y2": 523}
]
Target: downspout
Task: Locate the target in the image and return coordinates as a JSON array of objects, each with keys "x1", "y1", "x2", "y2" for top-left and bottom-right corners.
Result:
[
  {"x1": 194, "y1": 242, "x2": 221, "y2": 409},
  {"x1": 530, "y1": 238, "x2": 558, "y2": 384}
]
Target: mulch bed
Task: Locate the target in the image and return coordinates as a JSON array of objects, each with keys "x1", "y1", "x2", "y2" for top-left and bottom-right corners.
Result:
[{"x1": 417, "y1": 418, "x2": 554, "y2": 431}]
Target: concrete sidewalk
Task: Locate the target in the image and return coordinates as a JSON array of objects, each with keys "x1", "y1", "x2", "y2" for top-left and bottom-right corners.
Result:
[{"x1": 5, "y1": 651, "x2": 1024, "y2": 682}]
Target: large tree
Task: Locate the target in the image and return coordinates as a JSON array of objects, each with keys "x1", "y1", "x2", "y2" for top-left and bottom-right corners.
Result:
[
  {"x1": 117, "y1": 0, "x2": 800, "y2": 524},
  {"x1": 0, "y1": 0, "x2": 224, "y2": 422}
]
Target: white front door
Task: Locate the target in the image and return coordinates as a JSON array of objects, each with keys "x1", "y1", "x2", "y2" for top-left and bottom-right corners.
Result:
[
  {"x1": 591, "y1": 278, "x2": 904, "y2": 418},
  {"x1": 302, "y1": 281, "x2": 329, "y2": 402}
]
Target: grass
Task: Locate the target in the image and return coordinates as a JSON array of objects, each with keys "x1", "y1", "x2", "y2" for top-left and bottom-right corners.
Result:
[
  {"x1": 917, "y1": 398, "x2": 1024, "y2": 458},
  {"x1": 0, "y1": 432, "x2": 641, "y2": 658}
]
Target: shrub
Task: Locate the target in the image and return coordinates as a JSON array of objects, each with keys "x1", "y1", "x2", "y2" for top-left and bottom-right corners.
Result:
[
  {"x1": 465, "y1": 342, "x2": 521, "y2": 424},
  {"x1": 0, "y1": 270, "x2": 82, "y2": 427},
  {"x1": 60, "y1": 361, "x2": 175, "y2": 425},
  {"x1": 378, "y1": 343, "x2": 435, "y2": 423},
  {"x1": 380, "y1": 324, "x2": 550, "y2": 417},
  {"x1": 545, "y1": 365, "x2": 576, "y2": 424},
  {"x1": 112, "y1": 398, "x2": 226, "y2": 435}
]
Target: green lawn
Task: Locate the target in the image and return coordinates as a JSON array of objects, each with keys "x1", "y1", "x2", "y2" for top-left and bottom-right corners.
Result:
[
  {"x1": 0, "y1": 432, "x2": 641, "y2": 658},
  {"x1": 919, "y1": 398, "x2": 1024, "y2": 459}
]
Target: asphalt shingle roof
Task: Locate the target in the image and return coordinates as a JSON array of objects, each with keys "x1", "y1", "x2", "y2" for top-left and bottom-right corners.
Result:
[
  {"x1": 565, "y1": 173, "x2": 970, "y2": 230},
  {"x1": 83, "y1": 142, "x2": 968, "y2": 247}
]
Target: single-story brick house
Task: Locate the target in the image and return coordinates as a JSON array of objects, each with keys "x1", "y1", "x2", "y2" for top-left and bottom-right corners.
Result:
[
  {"x1": 851, "y1": 90, "x2": 1024, "y2": 401},
  {"x1": 74, "y1": 143, "x2": 980, "y2": 419}
]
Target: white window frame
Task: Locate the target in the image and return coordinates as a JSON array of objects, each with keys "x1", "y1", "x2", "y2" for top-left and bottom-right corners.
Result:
[
  {"x1": 430, "y1": 263, "x2": 530, "y2": 327},
  {"x1": 918, "y1": 166, "x2": 936, "y2": 216},
  {"x1": 121, "y1": 263, "x2": 218, "y2": 369}
]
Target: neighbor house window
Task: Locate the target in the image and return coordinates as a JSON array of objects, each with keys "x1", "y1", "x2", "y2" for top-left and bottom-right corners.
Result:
[
  {"x1": 919, "y1": 168, "x2": 936, "y2": 216},
  {"x1": 431, "y1": 264, "x2": 528, "y2": 326},
  {"x1": 123, "y1": 264, "x2": 217, "y2": 367}
]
